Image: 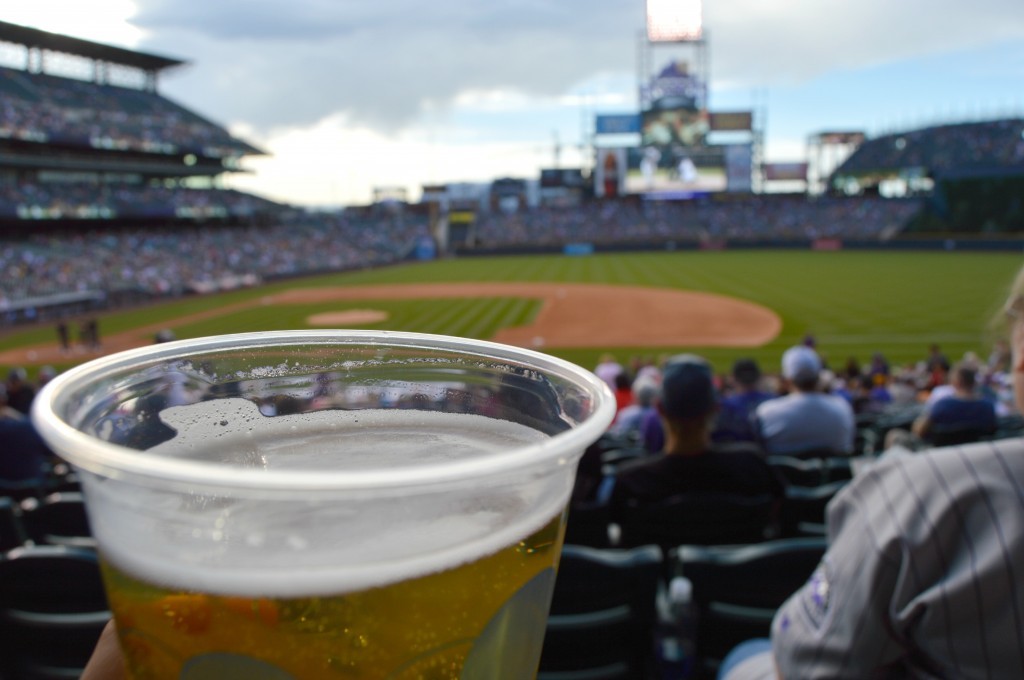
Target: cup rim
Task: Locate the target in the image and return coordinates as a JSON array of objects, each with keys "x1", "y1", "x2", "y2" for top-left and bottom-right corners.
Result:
[{"x1": 31, "y1": 330, "x2": 616, "y2": 492}]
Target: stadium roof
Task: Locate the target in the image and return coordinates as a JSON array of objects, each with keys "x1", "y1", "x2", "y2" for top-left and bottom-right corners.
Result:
[{"x1": 0, "y1": 20, "x2": 186, "y2": 72}]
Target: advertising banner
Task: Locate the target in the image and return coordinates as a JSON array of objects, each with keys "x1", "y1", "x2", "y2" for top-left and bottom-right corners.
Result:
[
  {"x1": 594, "y1": 148, "x2": 627, "y2": 198},
  {"x1": 709, "y1": 111, "x2": 753, "y2": 132},
  {"x1": 595, "y1": 114, "x2": 641, "y2": 136}
]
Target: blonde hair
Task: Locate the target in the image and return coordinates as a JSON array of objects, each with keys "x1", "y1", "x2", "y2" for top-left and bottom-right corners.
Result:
[{"x1": 989, "y1": 264, "x2": 1024, "y2": 337}]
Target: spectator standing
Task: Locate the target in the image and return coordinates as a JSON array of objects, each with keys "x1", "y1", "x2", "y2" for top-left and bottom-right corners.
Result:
[{"x1": 56, "y1": 321, "x2": 70, "y2": 353}]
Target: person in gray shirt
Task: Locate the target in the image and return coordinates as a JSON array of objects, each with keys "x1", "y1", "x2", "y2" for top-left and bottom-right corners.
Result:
[{"x1": 755, "y1": 346, "x2": 855, "y2": 457}]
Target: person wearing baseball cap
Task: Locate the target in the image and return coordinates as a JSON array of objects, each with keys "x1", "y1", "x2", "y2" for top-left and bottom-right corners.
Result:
[
  {"x1": 602, "y1": 354, "x2": 783, "y2": 511},
  {"x1": 713, "y1": 358, "x2": 773, "y2": 444},
  {"x1": 754, "y1": 345, "x2": 855, "y2": 457}
]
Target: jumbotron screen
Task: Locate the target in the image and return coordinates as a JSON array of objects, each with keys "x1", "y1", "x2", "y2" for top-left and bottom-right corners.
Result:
[
  {"x1": 641, "y1": 107, "x2": 710, "y2": 148},
  {"x1": 625, "y1": 145, "x2": 725, "y2": 195}
]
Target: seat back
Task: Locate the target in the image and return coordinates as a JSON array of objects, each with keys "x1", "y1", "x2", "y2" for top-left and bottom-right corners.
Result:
[
  {"x1": 673, "y1": 537, "x2": 827, "y2": 674},
  {"x1": 0, "y1": 496, "x2": 29, "y2": 552},
  {"x1": 0, "y1": 477, "x2": 47, "y2": 502},
  {"x1": 766, "y1": 456, "x2": 825, "y2": 487},
  {"x1": 780, "y1": 480, "x2": 847, "y2": 538},
  {"x1": 821, "y1": 457, "x2": 853, "y2": 483},
  {"x1": 616, "y1": 493, "x2": 777, "y2": 551},
  {"x1": 564, "y1": 502, "x2": 614, "y2": 549},
  {"x1": 538, "y1": 544, "x2": 662, "y2": 679},
  {"x1": 927, "y1": 423, "x2": 997, "y2": 447},
  {"x1": 0, "y1": 544, "x2": 111, "y2": 679},
  {"x1": 21, "y1": 492, "x2": 96, "y2": 548}
]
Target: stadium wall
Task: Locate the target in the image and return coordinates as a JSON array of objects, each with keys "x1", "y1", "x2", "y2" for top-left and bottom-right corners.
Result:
[{"x1": 453, "y1": 237, "x2": 1024, "y2": 258}]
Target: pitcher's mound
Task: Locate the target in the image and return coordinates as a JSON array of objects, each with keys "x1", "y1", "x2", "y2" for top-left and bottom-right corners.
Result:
[{"x1": 306, "y1": 309, "x2": 390, "y2": 325}]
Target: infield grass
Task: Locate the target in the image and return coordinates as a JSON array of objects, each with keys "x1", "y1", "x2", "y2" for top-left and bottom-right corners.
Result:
[{"x1": 3, "y1": 250, "x2": 1021, "y2": 377}]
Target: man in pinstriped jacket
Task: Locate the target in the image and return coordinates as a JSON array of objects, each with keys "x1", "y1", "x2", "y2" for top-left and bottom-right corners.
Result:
[{"x1": 721, "y1": 266, "x2": 1024, "y2": 679}]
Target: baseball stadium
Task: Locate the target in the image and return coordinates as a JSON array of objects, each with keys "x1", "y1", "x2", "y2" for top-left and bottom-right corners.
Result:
[{"x1": 1, "y1": 3, "x2": 1024, "y2": 680}]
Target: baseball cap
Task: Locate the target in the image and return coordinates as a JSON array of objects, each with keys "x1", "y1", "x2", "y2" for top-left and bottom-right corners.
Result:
[
  {"x1": 659, "y1": 354, "x2": 717, "y2": 420},
  {"x1": 732, "y1": 358, "x2": 761, "y2": 386},
  {"x1": 782, "y1": 346, "x2": 822, "y2": 383}
]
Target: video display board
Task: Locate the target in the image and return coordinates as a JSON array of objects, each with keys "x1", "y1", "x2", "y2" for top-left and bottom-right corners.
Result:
[
  {"x1": 763, "y1": 162, "x2": 809, "y2": 181},
  {"x1": 724, "y1": 144, "x2": 753, "y2": 192},
  {"x1": 540, "y1": 168, "x2": 585, "y2": 188},
  {"x1": 641, "y1": 107, "x2": 710, "y2": 148},
  {"x1": 625, "y1": 144, "x2": 725, "y2": 195},
  {"x1": 815, "y1": 131, "x2": 866, "y2": 145}
]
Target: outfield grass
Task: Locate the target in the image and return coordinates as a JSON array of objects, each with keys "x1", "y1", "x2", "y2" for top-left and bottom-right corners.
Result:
[{"x1": 3, "y1": 250, "x2": 1021, "y2": 377}]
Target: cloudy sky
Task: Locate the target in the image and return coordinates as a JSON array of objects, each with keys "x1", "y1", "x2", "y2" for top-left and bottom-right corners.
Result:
[{"x1": 4, "y1": 0, "x2": 1024, "y2": 206}]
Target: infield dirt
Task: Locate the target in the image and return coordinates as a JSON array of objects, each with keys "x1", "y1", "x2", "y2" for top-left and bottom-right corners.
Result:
[{"x1": 0, "y1": 282, "x2": 780, "y2": 366}]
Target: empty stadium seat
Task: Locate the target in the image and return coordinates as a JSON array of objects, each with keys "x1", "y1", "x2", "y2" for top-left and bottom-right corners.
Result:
[
  {"x1": 0, "y1": 544, "x2": 111, "y2": 679},
  {"x1": 766, "y1": 456, "x2": 825, "y2": 487},
  {"x1": 779, "y1": 480, "x2": 848, "y2": 538},
  {"x1": 0, "y1": 496, "x2": 28, "y2": 552},
  {"x1": 538, "y1": 544, "x2": 662, "y2": 679},
  {"x1": 672, "y1": 537, "x2": 827, "y2": 676},
  {"x1": 21, "y1": 492, "x2": 95, "y2": 549},
  {"x1": 564, "y1": 502, "x2": 615, "y2": 549},
  {"x1": 616, "y1": 493, "x2": 778, "y2": 553}
]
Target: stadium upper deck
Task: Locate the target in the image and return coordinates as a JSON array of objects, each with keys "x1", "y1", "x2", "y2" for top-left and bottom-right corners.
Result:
[
  {"x1": 832, "y1": 118, "x2": 1024, "y2": 183},
  {"x1": 0, "y1": 19, "x2": 269, "y2": 232}
]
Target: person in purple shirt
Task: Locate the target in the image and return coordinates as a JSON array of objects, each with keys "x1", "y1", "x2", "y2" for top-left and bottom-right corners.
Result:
[{"x1": 713, "y1": 358, "x2": 773, "y2": 444}]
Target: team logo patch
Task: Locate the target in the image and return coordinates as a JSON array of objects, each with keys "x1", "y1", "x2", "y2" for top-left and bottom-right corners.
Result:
[{"x1": 798, "y1": 559, "x2": 833, "y2": 631}]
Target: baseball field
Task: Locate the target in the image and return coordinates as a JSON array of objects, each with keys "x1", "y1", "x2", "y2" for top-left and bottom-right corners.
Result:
[{"x1": 2, "y1": 249, "x2": 1021, "y2": 378}]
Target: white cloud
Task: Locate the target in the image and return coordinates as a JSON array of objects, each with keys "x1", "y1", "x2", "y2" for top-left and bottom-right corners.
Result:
[
  {"x1": 4, "y1": 0, "x2": 146, "y2": 47},
  {"x1": 225, "y1": 115, "x2": 581, "y2": 207}
]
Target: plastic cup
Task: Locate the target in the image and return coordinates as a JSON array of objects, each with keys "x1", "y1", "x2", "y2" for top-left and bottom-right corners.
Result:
[{"x1": 32, "y1": 330, "x2": 615, "y2": 679}]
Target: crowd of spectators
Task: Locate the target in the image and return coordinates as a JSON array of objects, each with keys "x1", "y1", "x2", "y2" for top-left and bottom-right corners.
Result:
[
  {"x1": 591, "y1": 337, "x2": 1019, "y2": 463},
  {"x1": 0, "y1": 66, "x2": 253, "y2": 158},
  {"x1": 0, "y1": 180, "x2": 279, "y2": 220},
  {"x1": 0, "y1": 212, "x2": 431, "y2": 309},
  {"x1": 837, "y1": 117, "x2": 1024, "y2": 178},
  {"x1": 473, "y1": 195, "x2": 921, "y2": 248}
]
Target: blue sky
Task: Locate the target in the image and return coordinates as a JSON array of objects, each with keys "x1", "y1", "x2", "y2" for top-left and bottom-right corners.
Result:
[{"x1": 4, "y1": 0, "x2": 1024, "y2": 206}]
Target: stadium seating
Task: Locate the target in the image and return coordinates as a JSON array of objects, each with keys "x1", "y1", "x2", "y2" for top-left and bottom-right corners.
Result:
[
  {"x1": 21, "y1": 492, "x2": 95, "y2": 549},
  {"x1": 779, "y1": 480, "x2": 848, "y2": 538},
  {"x1": 0, "y1": 496, "x2": 28, "y2": 552},
  {"x1": 538, "y1": 544, "x2": 662, "y2": 679},
  {"x1": 767, "y1": 456, "x2": 853, "y2": 487},
  {"x1": 616, "y1": 492, "x2": 778, "y2": 553},
  {"x1": 0, "y1": 544, "x2": 110, "y2": 679},
  {"x1": 672, "y1": 537, "x2": 827, "y2": 677}
]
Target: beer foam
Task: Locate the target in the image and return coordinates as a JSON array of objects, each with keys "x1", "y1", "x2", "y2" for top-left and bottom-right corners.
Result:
[
  {"x1": 147, "y1": 398, "x2": 550, "y2": 471},
  {"x1": 88, "y1": 400, "x2": 572, "y2": 597}
]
